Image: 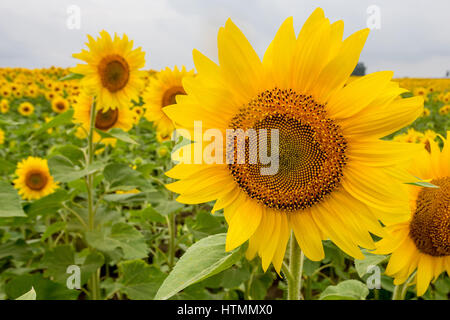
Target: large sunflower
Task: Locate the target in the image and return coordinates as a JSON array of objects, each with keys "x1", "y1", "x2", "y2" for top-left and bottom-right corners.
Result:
[
  {"x1": 163, "y1": 9, "x2": 424, "y2": 272},
  {"x1": 13, "y1": 157, "x2": 58, "y2": 200},
  {"x1": 72, "y1": 31, "x2": 146, "y2": 110},
  {"x1": 73, "y1": 93, "x2": 134, "y2": 145},
  {"x1": 144, "y1": 66, "x2": 195, "y2": 137},
  {"x1": 374, "y1": 132, "x2": 450, "y2": 296}
]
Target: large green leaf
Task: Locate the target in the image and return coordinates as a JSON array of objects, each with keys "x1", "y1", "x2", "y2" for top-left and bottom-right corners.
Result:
[
  {"x1": 117, "y1": 260, "x2": 167, "y2": 300},
  {"x1": 30, "y1": 109, "x2": 74, "y2": 139},
  {"x1": 155, "y1": 233, "x2": 242, "y2": 300},
  {"x1": 41, "y1": 246, "x2": 104, "y2": 286},
  {"x1": 103, "y1": 163, "x2": 153, "y2": 191},
  {"x1": 319, "y1": 280, "x2": 369, "y2": 300},
  {"x1": 85, "y1": 222, "x2": 149, "y2": 260},
  {"x1": 5, "y1": 274, "x2": 79, "y2": 300},
  {"x1": 0, "y1": 180, "x2": 26, "y2": 217},
  {"x1": 24, "y1": 190, "x2": 68, "y2": 218},
  {"x1": 49, "y1": 155, "x2": 104, "y2": 183}
]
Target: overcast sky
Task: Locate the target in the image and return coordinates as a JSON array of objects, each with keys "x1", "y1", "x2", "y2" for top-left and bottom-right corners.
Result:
[{"x1": 0, "y1": 0, "x2": 449, "y2": 77}]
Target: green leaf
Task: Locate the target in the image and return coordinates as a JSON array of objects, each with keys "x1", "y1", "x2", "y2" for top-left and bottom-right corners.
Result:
[
  {"x1": 41, "y1": 221, "x2": 66, "y2": 242},
  {"x1": 154, "y1": 200, "x2": 184, "y2": 216},
  {"x1": 95, "y1": 128, "x2": 138, "y2": 144},
  {"x1": 41, "y1": 245, "x2": 75, "y2": 283},
  {"x1": 58, "y1": 73, "x2": 84, "y2": 81},
  {"x1": 0, "y1": 180, "x2": 26, "y2": 217},
  {"x1": 79, "y1": 252, "x2": 105, "y2": 285},
  {"x1": 117, "y1": 260, "x2": 167, "y2": 300},
  {"x1": 0, "y1": 159, "x2": 16, "y2": 175},
  {"x1": 405, "y1": 180, "x2": 439, "y2": 188},
  {"x1": 355, "y1": 250, "x2": 387, "y2": 278},
  {"x1": 319, "y1": 280, "x2": 369, "y2": 300},
  {"x1": 41, "y1": 246, "x2": 104, "y2": 286},
  {"x1": 103, "y1": 163, "x2": 153, "y2": 191},
  {"x1": 16, "y1": 287, "x2": 36, "y2": 300},
  {"x1": 50, "y1": 145, "x2": 85, "y2": 165},
  {"x1": 103, "y1": 192, "x2": 147, "y2": 203},
  {"x1": 49, "y1": 155, "x2": 104, "y2": 183},
  {"x1": 6, "y1": 274, "x2": 79, "y2": 300},
  {"x1": 85, "y1": 222, "x2": 149, "y2": 260},
  {"x1": 24, "y1": 190, "x2": 68, "y2": 218},
  {"x1": 30, "y1": 109, "x2": 74, "y2": 139},
  {"x1": 155, "y1": 233, "x2": 242, "y2": 300},
  {"x1": 0, "y1": 240, "x2": 32, "y2": 261}
]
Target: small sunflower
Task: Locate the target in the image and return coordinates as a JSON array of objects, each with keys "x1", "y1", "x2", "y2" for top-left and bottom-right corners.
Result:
[
  {"x1": 374, "y1": 132, "x2": 450, "y2": 296},
  {"x1": 163, "y1": 10, "x2": 423, "y2": 272},
  {"x1": 18, "y1": 102, "x2": 34, "y2": 116},
  {"x1": 0, "y1": 99, "x2": 9, "y2": 113},
  {"x1": 72, "y1": 31, "x2": 146, "y2": 110},
  {"x1": 144, "y1": 66, "x2": 195, "y2": 137},
  {"x1": 13, "y1": 157, "x2": 58, "y2": 200},
  {"x1": 439, "y1": 105, "x2": 450, "y2": 115},
  {"x1": 51, "y1": 97, "x2": 70, "y2": 114},
  {"x1": 73, "y1": 93, "x2": 134, "y2": 145},
  {"x1": 0, "y1": 128, "x2": 4, "y2": 145}
]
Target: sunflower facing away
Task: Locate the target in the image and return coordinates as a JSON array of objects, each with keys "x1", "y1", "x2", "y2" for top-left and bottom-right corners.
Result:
[
  {"x1": 72, "y1": 31, "x2": 146, "y2": 110},
  {"x1": 13, "y1": 157, "x2": 58, "y2": 200},
  {"x1": 144, "y1": 66, "x2": 195, "y2": 138},
  {"x1": 374, "y1": 132, "x2": 450, "y2": 296},
  {"x1": 73, "y1": 93, "x2": 134, "y2": 146},
  {"x1": 163, "y1": 9, "x2": 424, "y2": 272}
]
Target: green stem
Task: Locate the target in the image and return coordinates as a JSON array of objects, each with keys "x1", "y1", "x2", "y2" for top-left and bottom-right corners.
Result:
[
  {"x1": 86, "y1": 100, "x2": 101, "y2": 300},
  {"x1": 392, "y1": 272, "x2": 416, "y2": 300},
  {"x1": 286, "y1": 233, "x2": 305, "y2": 300},
  {"x1": 166, "y1": 212, "x2": 176, "y2": 270}
]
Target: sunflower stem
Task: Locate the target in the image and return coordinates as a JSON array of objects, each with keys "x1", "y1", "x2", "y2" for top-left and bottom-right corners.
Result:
[
  {"x1": 392, "y1": 271, "x2": 416, "y2": 300},
  {"x1": 86, "y1": 99, "x2": 101, "y2": 300},
  {"x1": 166, "y1": 212, "x2": 176, "y2": 270},
  {"x1": 287, "y1": 233, "x2": 304, "y2": 300}
]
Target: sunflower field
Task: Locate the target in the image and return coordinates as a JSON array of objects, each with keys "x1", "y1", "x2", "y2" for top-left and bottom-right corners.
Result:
[{"x1": 0, "y1": 8, "x2": 449, "y2": 302}]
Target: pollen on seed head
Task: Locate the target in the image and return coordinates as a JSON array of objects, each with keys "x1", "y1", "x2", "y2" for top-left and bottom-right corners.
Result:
[{"x1": 228, "y1": 88, "x2": 348, "y2": 212}]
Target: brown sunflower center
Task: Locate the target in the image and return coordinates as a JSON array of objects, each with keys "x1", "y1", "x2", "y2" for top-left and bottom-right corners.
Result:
[
  {"x1": 56, "y1": 103, "x2": 66, "y2": 110},
  {"x1": 25, "y1": 171, "x2": 48, "y2": 191},
  {"x1": 162, "y1": 86, "x2": 186, "y2": 107},
  {"x1": 228, "y1": 88, "x2": 347, "y2": 211},
  {"x1": 95, "y1": 108, "x2": 119, "y2": 131},
  {"x1": 409, "y1": 177, "x2": 450, "y2": 257},
  {"x1": 98, "y1": 54, "x2": 130, "y2": 93}
]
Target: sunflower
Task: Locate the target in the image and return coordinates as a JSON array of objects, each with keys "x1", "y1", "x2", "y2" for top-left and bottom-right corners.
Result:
[
  {"x1": 73, "y1": 93, "x2": 134, "y2": 145},
  {"x1": 18, "y1": 102, "x2": 34, "y2": 116},
  {"x1": 72, "y1": 31, "x2": 146, "y2": 110},
  {"x1": 51, "y1": 97, "x2": 70, "y2": 114},
  {"x1": 144, "y1": 66, "x2": 195, "y2": 137},
  {"x1": 374, "y1": 132, "x2": 450, "y2": 296},
  {"x1": 13, "y1": 157, "x2": 58, "y2": 200},
  {"x1": 0, "y1": 99, "x2": 9, "y2": 113},
  {"x1": 163, "y1": 9, "x2": 423, "y2": 272},
  {"x1": 0, "y1": 128, "x2": 4, "y2": 145}
]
